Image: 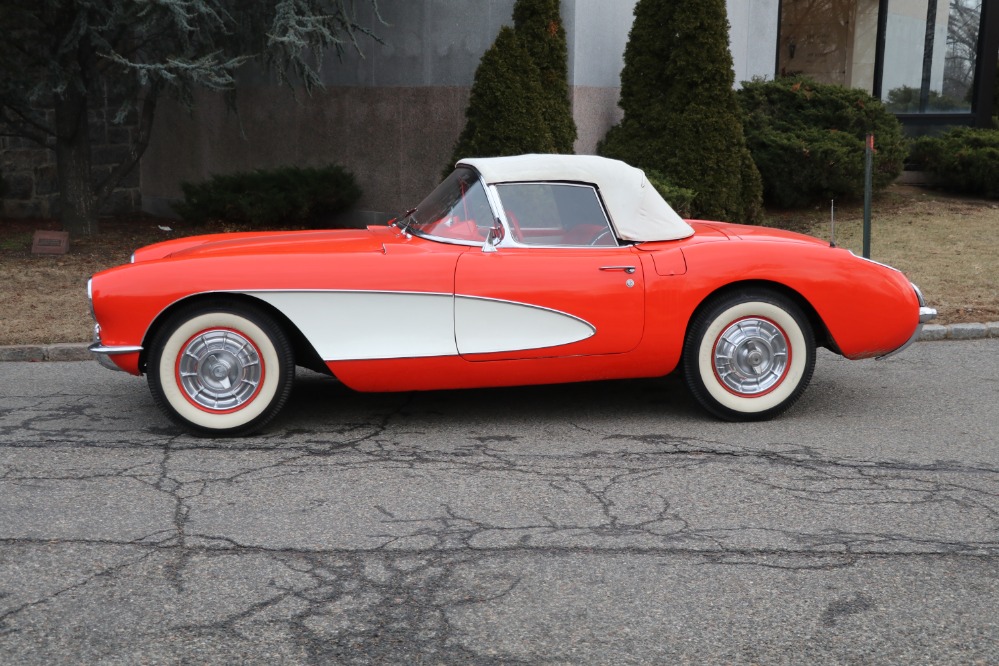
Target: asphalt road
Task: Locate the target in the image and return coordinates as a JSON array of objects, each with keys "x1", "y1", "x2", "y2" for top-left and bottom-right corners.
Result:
[{"x1": 2, "y1": 339, "x2": 998, "y2": 664}]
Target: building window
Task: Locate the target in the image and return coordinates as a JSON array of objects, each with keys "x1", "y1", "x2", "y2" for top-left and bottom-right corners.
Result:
[
  {"x1": 777, "y1": 0, "x2": 996, "y2": 127},
  {"x1": 880, "y1": 0, "x2": 981, "y2": 113},
  {"x1": 778, "y1": 0, "x2": 881, "y2": 90}
]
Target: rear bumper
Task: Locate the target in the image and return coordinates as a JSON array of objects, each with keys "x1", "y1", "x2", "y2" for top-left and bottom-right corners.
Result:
[{"x1": 877, "y1": 284, "x2": 937, "y2": 360}]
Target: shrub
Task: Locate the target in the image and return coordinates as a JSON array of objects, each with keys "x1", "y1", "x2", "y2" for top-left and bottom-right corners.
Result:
[
  {"x1": 737, "y1": 77, "x2": 906, "y2": 208},
  {"x1": 513, "y1": 0, "x2": 577, "y2": 153},
  {"x1": 909, "y1": 127, "x2": 999, "y2": 198},
  {"x1": 174, "y1": 164, "x2": 362, "y2": 227},
  {"x1": 446, "y1": 26, "x2": 555, "y2": 173},
  {"x1": 645, "y1": 170, "x2": 696, "y2": 218},
  {"x1": 884, "y1": 85, "x2": 965, "y2": 113},
  {"x1": 598, "y1": 0, "x2": 762, "y2": 224}
]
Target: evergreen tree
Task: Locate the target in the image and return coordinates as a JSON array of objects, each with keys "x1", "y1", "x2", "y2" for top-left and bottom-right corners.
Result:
[
  {"x1": 993, "y1": 58, "x2": 999, "y2": 126},
  {"x1": 513, "y1": 0, "x2": 576, "y2": 153},
  {"x1": 0, "y1": 1, "x2": 380, "y2": 236},
  {"x1": 447, "y1": 27, "x2": 556, "y2": 171},
  {"x1": 598, "y1": 0, "x2": 762, "y2": 223}
]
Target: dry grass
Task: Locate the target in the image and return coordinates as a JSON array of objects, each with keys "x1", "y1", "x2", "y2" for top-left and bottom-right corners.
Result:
[
  {"x1": 1, "y1": 184, "x2": 996, "y2": 346},
  {"x1": 0, "y1": 217, "x2": 223, "y2": 346}
]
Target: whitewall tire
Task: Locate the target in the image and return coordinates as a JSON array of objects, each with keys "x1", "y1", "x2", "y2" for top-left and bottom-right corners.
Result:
[
  {"x1": 682, "y1": 290, "x2": 815, "y2": 421},
  {"x1": 147, "y1": 303, "x2": 295, "y2": 436}
]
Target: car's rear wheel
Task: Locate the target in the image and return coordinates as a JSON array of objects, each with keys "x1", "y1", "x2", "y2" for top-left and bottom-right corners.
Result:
[
  {"x1": 147, "y1": 302, "x2": 295, "y2": 436},
  {"x1": 682, "y1": 290, "x2": 815, "y2": 421}
]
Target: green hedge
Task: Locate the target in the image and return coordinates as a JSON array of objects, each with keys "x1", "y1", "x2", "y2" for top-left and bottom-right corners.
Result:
[
  {"x1": 174, "y1": 164, "x2": 362, "y2": 227},
  {"x1": 645, "y1": 170, "x2": 696, "y2": 218},
  {"x1": 909, "y1": 127, "x2": 999, "y2": 198},
  {"x1": 737, "y1": 77, "x2": 906, "y2": 208}
]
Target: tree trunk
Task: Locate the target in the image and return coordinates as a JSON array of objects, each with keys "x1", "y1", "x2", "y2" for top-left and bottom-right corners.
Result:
[{"x1": 55, "y1": 86, "x2": 98, "y2": 236}]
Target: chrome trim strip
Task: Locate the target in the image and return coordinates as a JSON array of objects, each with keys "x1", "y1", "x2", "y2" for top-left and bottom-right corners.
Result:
[
  {"x1": 876, "y1": 325, "x2": 921, "y2": 360},
  {"x1": 850, "y1": 251, "x2": 902, "y2": 273},
  {"x1": 89, "y1": 343, "x2": 144, "y2": 356}
]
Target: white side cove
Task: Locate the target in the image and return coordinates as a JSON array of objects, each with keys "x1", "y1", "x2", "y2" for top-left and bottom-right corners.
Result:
[
  {"x1": 241, "y1": 291, "x2": 596, "y2": 361},
  {"x1": 453, "y1": 296, "x2": 595, "y2": 355}
]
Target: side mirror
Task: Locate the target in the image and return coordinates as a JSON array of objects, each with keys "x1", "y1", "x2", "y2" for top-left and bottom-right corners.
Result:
[{"x1": 482, "y1": 222, "x2": 503, "y2": 253}]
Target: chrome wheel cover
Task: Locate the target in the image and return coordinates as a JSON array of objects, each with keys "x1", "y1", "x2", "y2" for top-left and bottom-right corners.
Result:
[
  {"x1": 713, "y1": 317, "x2": 789, "y2": 396},
  {"x1": 177, "y1": 329, "x2": 262, "y2": 411}
]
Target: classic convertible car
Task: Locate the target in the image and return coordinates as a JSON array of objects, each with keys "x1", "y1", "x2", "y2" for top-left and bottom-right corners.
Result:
[{"x1": 89, "y1": 154, "x2": 936, "y2": 436}]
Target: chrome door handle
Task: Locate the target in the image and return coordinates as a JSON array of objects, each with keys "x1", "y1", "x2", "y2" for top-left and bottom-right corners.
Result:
[{"x1": 599, "y1": 265, "x2": 636, "y2": 274}]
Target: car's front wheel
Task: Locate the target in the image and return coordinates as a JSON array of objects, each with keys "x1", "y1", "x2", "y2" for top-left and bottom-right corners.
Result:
[
  {"x1": 147, "y1": 302, "x2": 295, "y2": 436},
  {"x1": 682, "y1": 290, "x2": 815, "y2": 421}
]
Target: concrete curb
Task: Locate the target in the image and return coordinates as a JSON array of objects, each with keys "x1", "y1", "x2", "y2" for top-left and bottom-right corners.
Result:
[
  {"x1": 2, "y1": 321, "x2": 997, "y2": 362},
  {"x1": 0, "y1": 343, "x2": 94, "y2": 362}
]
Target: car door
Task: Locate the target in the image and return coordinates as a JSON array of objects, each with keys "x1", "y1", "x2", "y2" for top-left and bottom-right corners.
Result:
[{"x1": 454, "y1": 182, "x2": 645, "y2": 361}]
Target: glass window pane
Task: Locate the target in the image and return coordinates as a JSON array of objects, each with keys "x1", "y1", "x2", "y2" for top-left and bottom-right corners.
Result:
[
  {"x1": 882, "y1": 0, "x2": 981, "y2": 113},
  {"x1": 778, "y1": 0, "x2": 881, "y2": 91},
  {"x1": 495, "y1": 184, "x2": 617, "y2": 247}
]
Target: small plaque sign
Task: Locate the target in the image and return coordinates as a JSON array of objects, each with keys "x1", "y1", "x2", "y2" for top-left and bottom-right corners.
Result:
[{"x1": 31, "y1": 230, "x2": 70, "y2": 255}]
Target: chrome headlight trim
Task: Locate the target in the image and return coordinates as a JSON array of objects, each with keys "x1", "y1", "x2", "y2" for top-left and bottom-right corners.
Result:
[{"x1": 87, "y1": 278, "x2": 97, "y2": 320}]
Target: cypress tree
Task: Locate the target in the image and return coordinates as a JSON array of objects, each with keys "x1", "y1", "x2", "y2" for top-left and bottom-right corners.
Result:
[
  {"x1": 513, "y1": 0, "x2": 577, "y2": 153},
  {"x1": 447, "y1": 27, "x2": 556, "y2": 170},
  {"x1": 598, "y1": 0, "x2": 762, "y2": 223}
]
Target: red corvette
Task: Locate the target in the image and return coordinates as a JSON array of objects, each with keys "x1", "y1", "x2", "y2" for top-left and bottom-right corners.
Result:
[{"x1": 88, "y1": 154, "x2": 935, "y2": 436}]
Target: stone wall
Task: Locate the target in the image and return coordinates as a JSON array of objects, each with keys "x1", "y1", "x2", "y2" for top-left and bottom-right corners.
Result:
[
  {"x1": 0, "y1": 94, "x2": 142, "y2": 219},
  {"x1": 0, "y1": 128, "x2": 59, "y2": 218}
]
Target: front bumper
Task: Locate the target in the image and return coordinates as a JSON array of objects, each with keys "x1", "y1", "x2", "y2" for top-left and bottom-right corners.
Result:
[
  {"x1": 89, "y1": 324, "x2": 143, "y2": 372},
  {"x1": 877, "y1": 284, "x2": 937, "y2": 360}
]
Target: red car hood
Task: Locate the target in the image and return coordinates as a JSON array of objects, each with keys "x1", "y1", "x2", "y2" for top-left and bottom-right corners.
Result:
[{"x1": 131, "y1": 226, "x2": 399, "y2": 262}]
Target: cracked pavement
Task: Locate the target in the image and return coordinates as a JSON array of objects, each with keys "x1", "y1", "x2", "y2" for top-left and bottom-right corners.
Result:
[{"x1": 2, "y1": 339, "x2": 998, "y2": 663}]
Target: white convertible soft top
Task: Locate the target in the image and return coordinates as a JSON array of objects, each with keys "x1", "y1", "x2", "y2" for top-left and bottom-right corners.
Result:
[{"x1": 457, "y1": 154, "x2": 694, "y2": 242}]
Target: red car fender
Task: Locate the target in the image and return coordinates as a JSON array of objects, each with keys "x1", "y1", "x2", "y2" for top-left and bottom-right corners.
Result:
[{"x1": 674, "y1": 240, "x2": 919, "y2": 359}]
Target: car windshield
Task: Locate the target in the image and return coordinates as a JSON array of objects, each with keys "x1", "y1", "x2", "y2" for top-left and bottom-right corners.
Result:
[{"x1": 399, "y1": 167, "x2": 494, "y2": 244}]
